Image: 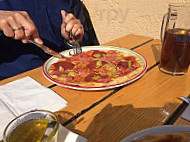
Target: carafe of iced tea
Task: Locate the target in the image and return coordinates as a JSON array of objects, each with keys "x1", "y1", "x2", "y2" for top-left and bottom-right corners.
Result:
[{"x1": 160, "y1": 3, "x2": 190, "y2": 75}]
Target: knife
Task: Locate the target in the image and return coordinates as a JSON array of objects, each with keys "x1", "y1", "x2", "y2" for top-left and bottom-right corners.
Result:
[
  {"x1": 180, "y1": 96, "x2": 190, "y2": 104},
  {"x1": 29, "y1": 39, "x2": 64, "y2": 59}
]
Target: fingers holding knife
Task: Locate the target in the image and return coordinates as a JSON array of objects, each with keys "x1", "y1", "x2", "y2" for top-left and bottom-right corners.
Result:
[{"x1": 0, "y1": 10, "x2": 43, "y2": 45}]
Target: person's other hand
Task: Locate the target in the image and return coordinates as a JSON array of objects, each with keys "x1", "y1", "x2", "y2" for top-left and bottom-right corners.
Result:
[
  {"x1": 0, "y1": 10, "x2": 43, "y2": 45},
  {"x1": 61, "y1": 10, "x2": 84, "y2": 43}
]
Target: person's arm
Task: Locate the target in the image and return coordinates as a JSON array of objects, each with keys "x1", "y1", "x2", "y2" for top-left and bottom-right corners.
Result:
[
  {"x1": 0, "y1": 10, "x2": 43, "y2": 45},
  {"x1": 60, "y1": 10, "x2": 84, "y2": 43}
]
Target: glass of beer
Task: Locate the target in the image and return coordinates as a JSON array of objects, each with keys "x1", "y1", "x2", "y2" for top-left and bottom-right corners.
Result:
[
  {"x1": 160, "y1": 3, "x2": 190, "y2": 75},
  {"x1": 3, "y1": 110, "x2": 59, "y2": 142}
]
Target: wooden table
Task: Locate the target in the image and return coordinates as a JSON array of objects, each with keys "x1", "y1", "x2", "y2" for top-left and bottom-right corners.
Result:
[{"x1": 1, "y1": 34, "x2": 190, "y2": 142}]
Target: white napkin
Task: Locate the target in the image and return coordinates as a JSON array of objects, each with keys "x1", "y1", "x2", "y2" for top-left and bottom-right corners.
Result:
[{"x1": 0, "y1": 76, "x2": 67, "y2": 140}]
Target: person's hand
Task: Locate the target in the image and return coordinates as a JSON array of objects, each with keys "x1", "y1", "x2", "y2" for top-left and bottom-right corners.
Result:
[
  {"x1": 0, "y1": 10, "x2": 43, "y2": 45},
  {"x1": 61, "y1": 10, "x2": 84, "y2": 43}
]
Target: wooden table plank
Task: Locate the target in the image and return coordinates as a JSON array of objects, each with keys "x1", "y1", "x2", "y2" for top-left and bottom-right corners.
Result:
[
  {"x1": 175, "y1": 117, "x2": 190, "y2": 126},
  {"x1": 52, "y1": 39, "x2": 162, "y2": 120},
  {"x1": 174, "y1": 101, "x2": 190, "y2": 126},
  {"x1": 51, "y1": 36, "x2": 156, "y2": 118},
  {"x1": 102, "y1": 34, "x2": 153, "y2": 48},
  {"x1": 133, "y1": 39, "x2": 161, "y2": 68},
  {"x1": 66, "y1": 68, "x2": 190, "y2": 142},
  {"x1": 0, "y1": 67, "x2": 53, "y2": 87},
  {"x1": 64, "y1": 38, "x2": 190, "y2": 141}
]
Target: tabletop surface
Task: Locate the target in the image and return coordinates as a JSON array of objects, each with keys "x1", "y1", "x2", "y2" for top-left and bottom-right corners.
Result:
[{"x1": 1, "y1": 34, "x2": 190, "y2": 142}]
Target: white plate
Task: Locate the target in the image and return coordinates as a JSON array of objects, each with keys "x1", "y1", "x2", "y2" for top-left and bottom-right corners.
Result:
[
  {"x1": 121, "y1": 125, "x2": 190, "y2": 142},
  {"x1": 42, "y1": 46, "x2": 147, "y2": 91}
]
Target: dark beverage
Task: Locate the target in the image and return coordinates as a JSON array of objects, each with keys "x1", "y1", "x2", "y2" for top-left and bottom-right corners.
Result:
[{"x1": 160, "y1": 29, "x2": 190, "y2": 75}]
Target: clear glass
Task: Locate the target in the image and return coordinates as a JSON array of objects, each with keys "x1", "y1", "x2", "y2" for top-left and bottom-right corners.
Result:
[
  {"x1": 160, "y1": 3, "x2": 190, "y2": 75},
  {"x1": 3, "y1": 110, "x2": 59, "y2": 142}
]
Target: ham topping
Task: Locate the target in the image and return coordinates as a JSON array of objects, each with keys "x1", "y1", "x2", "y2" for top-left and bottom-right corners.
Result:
[
  {"x1": 91, "y1": 50, "x2": 106, "y2": 57},
  {"x1": 50, "y1": 71, "x2": 63, "y2": 76},
  {"x1": 87, "y1": 61, "x2": 97, "y2": 69},
  {"x1": 84, "y1": 74, "x2": 95, "y2": 82},
  {"x1": 117, "y1": 61, "x2": 129, "y2": 69},
  {"x1": 54, "y1": 61, "x2": 74, "y2": 70}
]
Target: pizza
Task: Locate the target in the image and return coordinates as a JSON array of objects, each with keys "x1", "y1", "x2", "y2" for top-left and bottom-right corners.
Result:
[
  {"x1": 132, "y1": 132, "x2": 190, "y2": 142},
  {"x1": 47, "y1": 49, "x2": 145, "y2": 88}
]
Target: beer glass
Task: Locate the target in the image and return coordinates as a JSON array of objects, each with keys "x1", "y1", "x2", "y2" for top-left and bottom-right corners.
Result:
[
  {"x1": 160, "y1": 3, "x2": 190, "y2": 75},
  {"x1": 3, "y1": 110, "x2": 59, "y2": 142}
]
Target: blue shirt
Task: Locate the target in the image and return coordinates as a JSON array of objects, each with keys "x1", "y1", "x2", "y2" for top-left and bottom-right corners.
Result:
[{"x1": 0, "y1": 0, "x2": 90, "y2": 78}]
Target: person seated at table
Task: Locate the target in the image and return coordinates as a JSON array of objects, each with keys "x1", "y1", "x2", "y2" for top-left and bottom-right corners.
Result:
[{"x1": 0, "y1": 0, "x2": 99, "y2": 80}]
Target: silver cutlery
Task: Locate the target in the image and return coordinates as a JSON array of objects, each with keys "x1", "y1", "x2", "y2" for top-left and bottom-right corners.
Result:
[
  {"x1": 180, "y1": 96, "x2": 190, "y2": 104},
  {"x1": 65, "y1": 40, "x2": 82, "y2": 54},
  {"x1": 64, "y1": 30, "x2": 82, "y2": 54},
  {"x1": 67, "y1": 8, "x2": 82, "y2": 54},
  {"x1": 29, "y1": 39, "x2": 64, "y2": 59}
]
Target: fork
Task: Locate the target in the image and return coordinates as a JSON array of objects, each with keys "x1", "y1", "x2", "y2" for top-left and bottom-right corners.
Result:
[
  {"x1": 65, "y1": 40, "x2": 82, "y2": 54},
  {"x1": 65, "y1": 31, "x2": 82, "y2": 54},
  {"x1": 64, "y1": 9, "x2": 82, "y2": 54}
]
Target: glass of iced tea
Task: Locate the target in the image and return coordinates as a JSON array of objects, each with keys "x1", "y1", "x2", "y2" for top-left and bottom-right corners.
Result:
[
  {"x1": 3, "y1": 110, "x2": 59, "y2": 142},
  {"x1": 160, "y1": 3, "x2": 190, "y2": 75}
]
